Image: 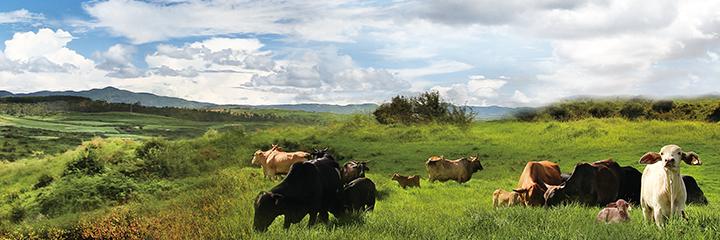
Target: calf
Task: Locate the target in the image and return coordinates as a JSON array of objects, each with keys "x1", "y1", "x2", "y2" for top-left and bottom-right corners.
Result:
[
  {"x1": 493, "y1": 189, "x2": 522, "y2": 208},
  {"x1": 426, "y1": 155, "x2": 483, "y2": 183},
  {"x1": 392, "y1": 173, "x2": 420, "y2": 188},
  {"x1": 639, "y1": 145, "x2": 702, "y2": 227},
  {"x1": 596, "y1": 199, "x2": 630, "y2": 224},
  {"x1": 332, "y1": 177, "x2": 377, "y2": 218}
]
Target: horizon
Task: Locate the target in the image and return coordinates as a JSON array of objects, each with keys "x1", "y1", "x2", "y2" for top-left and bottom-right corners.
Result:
[{"x1": 0, "y1": 1, "x2": 718, "y2": 107}]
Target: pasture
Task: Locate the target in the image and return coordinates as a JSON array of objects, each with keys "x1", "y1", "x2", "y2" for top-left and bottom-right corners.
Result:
[{"x1": 1, "y1": 116, "x2": 719, "y2": 239}]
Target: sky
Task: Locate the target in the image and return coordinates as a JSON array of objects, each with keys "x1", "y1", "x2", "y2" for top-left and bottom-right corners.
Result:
[{"x1": 0, "y1": 0, "x2": 718, "y2": 106}]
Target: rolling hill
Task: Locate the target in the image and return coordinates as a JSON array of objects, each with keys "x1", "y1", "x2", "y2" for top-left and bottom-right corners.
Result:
[{"x1": 0, "y1": 87, "x2": 521, "y2": 118}]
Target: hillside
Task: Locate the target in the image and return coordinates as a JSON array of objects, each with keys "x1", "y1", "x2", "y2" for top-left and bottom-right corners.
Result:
[{"x1": 2, "y1": 87, "x2": 216, "y2": 109}]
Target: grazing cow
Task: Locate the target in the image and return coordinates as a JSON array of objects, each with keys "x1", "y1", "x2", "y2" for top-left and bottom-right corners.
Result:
[
  {"x1": 251, "y1": 144, "x2": 279, "y2": 166},
  {"x1": 639, "y1": 145, "x2": 702, "y2": 227},
  {"x1": 513, "y1": 161, "x2": 563, "y2": 207},
  {"x1": 255, "y1": 145, "x2": 311, "y2": 179},
  {"x1": 254, "y1": 162, "x2": 323, "y2": 232},
  {"x1": 332, "y1": 178, "x2": 377, "y2": 218},
  {"x1": 544, "y1": 159, "x2": 623, "y2": 206},
  {"x1": 619, "y1": 166, "x2": 642, "y2": 204},
  {"x1": 682, "y1": 175, "x2": 708, "y2": 205},
  {"x1": 596, "y1": 199, "x2": 631, "y2": 224},
  {"x1": 391, "y1": 173, "x2": 420, "y2": 188},
  {"x1": 307, "y1": 153, "x2": 343, "y2": 223},
  {"x1": 425, "y1": 155, "x2": 483, "y2": 183},
  {"x1": 493, "y1": 189, "x2": 522, "y2": 208},
  {"x1": 341, "y1": 161, "x2": 370, "y2": 184}
]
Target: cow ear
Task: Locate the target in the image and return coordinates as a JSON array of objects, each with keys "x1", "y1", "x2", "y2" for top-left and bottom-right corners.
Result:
[
  {"x1": 682, "y1": 152, "x2": 702, "y2": 165},
  {"x1": 639, "y1": 152, "x2": 661, "y2": 164}
]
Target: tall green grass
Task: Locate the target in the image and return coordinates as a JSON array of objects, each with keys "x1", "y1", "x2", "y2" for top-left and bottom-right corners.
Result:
[{"x1": 2, "y1": 116, "x2": 719, "y2": 239}]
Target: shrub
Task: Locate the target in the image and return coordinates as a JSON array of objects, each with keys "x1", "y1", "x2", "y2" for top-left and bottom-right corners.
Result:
[
  {"x1": 10, "y1": 205, "x2": 25, "y2": 223},
  {"x1": 652, "y1": 100, "x2": 674, "y2": 113},
  {"x1": 547, "y1": 106, "x2": 570, "y2": 121},
  {"x1": 136, "y1": 139, "x2": 170, "y2": 178},
  {"x1": 373, "y1": 91, "x2": 474, "y2": 125},
  {"x1": 33, "y1": 174, "x2": 55, "y2": 189},
  {"x1": 63, "y1": 146, "x2": 105, "y2": 177},
  {"x1": 620, "y1": 102, "x2": 646, "y2": 120},
  {"x1": 97, "y1": 172, "x2": 137, "y2": 203},
  {"x1": 513, "y1": 108, "x2": 538, "y2": 121},
  {"x1": 589, "y1": 105, "x2": 613, "y2": 118},
  {"x1": 707, "y1": 104, "x2": 720, "y2": 122}
]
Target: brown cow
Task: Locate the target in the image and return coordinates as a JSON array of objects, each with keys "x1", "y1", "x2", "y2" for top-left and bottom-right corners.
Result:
[
  {"x1": 341, "y1": 161, "x2": 369, "y2": 184},
  {"x1": 252, "y1": 145, "x2": 310, "y2": 179},
  {"x1": 513, "y1": 161, "x2": 563, "y2": 206},
  {"x1": 493, "y1": 189, "x2": 522, "y2": 208},
  {"x1": 544, "y1": 159, "x2": 623, "y2": 206},
  {"x1": 425, "y1": 155, "x2": 483, "y2": 183},
  {"x1": 391, "y1": 173, "x2": 420, "y2": 188}
]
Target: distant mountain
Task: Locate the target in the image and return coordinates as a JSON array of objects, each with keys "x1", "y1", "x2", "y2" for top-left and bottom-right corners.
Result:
[
  {"x1": 468, "y1": 106, "x2": 520, "y2": 120},
  {"x1": 0, "y1": 87, "x2": 522, "y2": 118},
  {"x1": 0, "y1": 90, "x2": 12, "y2": 97},
  {"x1": 225, "y1": 103, "x2": 379, "y2": 114},
  {"x1": 0, "y1": 87, "x2": 216, "y2": 108}
]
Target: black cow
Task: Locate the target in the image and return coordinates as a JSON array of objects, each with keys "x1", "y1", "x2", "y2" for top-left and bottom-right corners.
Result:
[
  {"x1": 307, "y1": 152, "x2": 342, "y2": 223},
  {"x1": 331, "y1": 177, "x2": 377, "y2": 218},
  {"x1": 618, "y1": 166, "x2": 642, "y2": 204},
  {"x1": 253, "y1": 162, "x2": 322, "y2": 232},
  {"x1": 253, "y1": 152, "x2": 342, "y2": 232},
  {"x1": 683, "y1": 175, "x2": 708, "y2": 205},
  {"x1": 544, "y1": 160, "x2": 622, "y2": 206}
]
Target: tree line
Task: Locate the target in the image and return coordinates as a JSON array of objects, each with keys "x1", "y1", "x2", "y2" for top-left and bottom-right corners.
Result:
[{"x1": 513, "y1": 97, "x2": 720, "y2": 122}]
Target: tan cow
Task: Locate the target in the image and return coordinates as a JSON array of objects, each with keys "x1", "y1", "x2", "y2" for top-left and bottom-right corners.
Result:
[
  {"x1": 425, "y1": 155, "x2": 483, "y2": 183},
  {"x1": 391, "y1": 173, "x2": 420, "y2": 188},
  {"x1": 493, "y1": 189, "x2": 522, "y2": 208},
  {"x1": 513, "y1": 161, "x2": 563, "y2": 206},
  {"x1": 251, "y1": 144, "x2": 310, "y2": 179}
]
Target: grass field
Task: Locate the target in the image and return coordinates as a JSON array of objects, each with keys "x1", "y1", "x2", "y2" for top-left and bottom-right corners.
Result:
[{"x1": 1, "y1": 116, "x2": 719, "y2": 239}]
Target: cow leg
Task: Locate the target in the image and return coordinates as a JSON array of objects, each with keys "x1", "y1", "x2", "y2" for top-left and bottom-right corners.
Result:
[
  {"x1": 653, "y1": 209, "x2": 666, "y2": 228},
  {"x1": 307, "y1": 212, "x2": 318, "y2": 227},
  {"x1": 318, "y1": 211, "x2": 329, "y2": 224},
  {"x1": 283, "y1": 219, "x2": 292, "y2": 229},
  {"x1": 642, "y1": 204, "x2": 653, "y2": 222}
]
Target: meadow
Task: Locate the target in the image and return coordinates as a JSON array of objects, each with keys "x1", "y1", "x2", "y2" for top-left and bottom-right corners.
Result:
[{"x1": 1, "y1": 113, "x2": 719, "y2": 239}]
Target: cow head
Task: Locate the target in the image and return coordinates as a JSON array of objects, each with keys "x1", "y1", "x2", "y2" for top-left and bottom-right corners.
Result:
[
  {"x1": 640, "y1": 145, "x2": 701, "y2": 171},
  {"x1": 342, "y1": 161, "x2": 370, "y2": 183},
  {"x1": 251, "y1": 150, "x2": 264, "y2": 165},
  {"x1": 253, "y1": 191, "x2": 285, "y2": 232},
  {"x1": 468, "y1": 156, "x2": 484, "y2": 172},
  {"x1": 311, "y1": 148, "x2": 330, "y2": 159},
  {"x1": 543, "y1": 183, "x2": 569, "y2": 207},
  {"x1": 607, "y1": 199, "x2": 629, "y2": 213},
  {"x1": 391, "y1": 173, "x2": 401, "y2": 181},
  {"x1": 514, "y1": 184, "x2": 543, "y2": 207}
]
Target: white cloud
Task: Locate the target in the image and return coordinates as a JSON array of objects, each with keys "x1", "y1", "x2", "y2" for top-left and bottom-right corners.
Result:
[
  {"x1": 94, "y1": 44, "x2": 144, "y2": 78},
  {"x1": 3, "y1": 28, "x2": 95, "y2": 73},
  {"x1": 431, "y1": 75, "x2": 508, "y2": 106},
  {"x1": 0, "y1": 9, "x2": 44, "y2": 24},
  {"x1": 390, "y1": 60, "x2": 473, "y2": 79}
]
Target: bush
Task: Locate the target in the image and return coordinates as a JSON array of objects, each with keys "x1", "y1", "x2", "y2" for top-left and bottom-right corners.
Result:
[
  {"x1": 620, "y1": 102, "x2": 646, "y2": 120},
  {"x1": 373, "y1": 91, "x2": 474, "y2": 125},
  {"x1": 589, "y1": 105, "x2": 613, "y2": 118},
  {"x1": 707, "y1": 104, "x2": 720, "y2": 122},
  {"x1": 63, "y1": 146, "x2": 105, "y2": 177},
  {"x1": 547, "y1": 106, "x2": 570, "y2": 121},
  {"x1": 10, "y1": 205, "x2": 25, "y2": 223},
  {"x1": 33, "y1": 174, "x2": 55, "y2": 189},
  {"x1": 136, "y1": 139, "x2": 171, "y2": 178},
  {"x1": 96, "y1": 172, "x2": 137, "y2": 202},
  {"x1": 652, "y1": 100, "x2": 674, "y2": 113},
  {"x1": 513, "y1": 108, "x2": 539, "y2": 121}
]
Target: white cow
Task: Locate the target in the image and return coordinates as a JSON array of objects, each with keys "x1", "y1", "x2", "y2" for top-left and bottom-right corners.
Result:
[{"x1": 639, "y1": 145, "x2": 702, "y2": 227}]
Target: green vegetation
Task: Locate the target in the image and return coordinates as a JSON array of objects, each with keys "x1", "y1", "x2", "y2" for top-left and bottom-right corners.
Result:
[
  {"x1": 373, "y1": 91, "x2": 475, "y2": 125},
  {"x1": 1, "y1": 114, "x2": 719, "y2": 239},
  {"x1": 518, "y1": 97, "x2": 720, "y2": 122}
]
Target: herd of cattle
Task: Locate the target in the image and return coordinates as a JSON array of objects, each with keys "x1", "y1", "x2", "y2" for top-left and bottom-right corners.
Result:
[{"x1": 251, "y1": 144, "x2": 708, "y2": 231}]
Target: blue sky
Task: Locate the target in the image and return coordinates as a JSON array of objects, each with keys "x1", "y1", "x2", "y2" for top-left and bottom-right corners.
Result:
[{"x1": 0, "y1": 0, "x2": 718, "y2": 106}]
